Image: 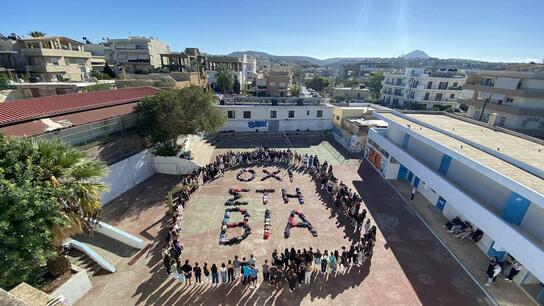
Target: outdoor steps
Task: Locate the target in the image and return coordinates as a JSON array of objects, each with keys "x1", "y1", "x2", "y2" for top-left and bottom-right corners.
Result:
[
  {"x1": 208, "y1": 131, "x2": 329, "y2": 148},
  {"x1": 186, "y1": 137, "x2": 216, "y2": 166},
  {"x1": 67, "y1": 249, "x2": 103, "y2": 279}
]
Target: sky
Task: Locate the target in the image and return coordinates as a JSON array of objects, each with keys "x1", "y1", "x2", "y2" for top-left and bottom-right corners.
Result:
[{"x1": 1, "y1": 0, "x2": 543, "y2": 63}]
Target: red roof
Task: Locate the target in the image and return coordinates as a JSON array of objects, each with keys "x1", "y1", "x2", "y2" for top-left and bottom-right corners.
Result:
[
  {"x1": 0, "y1": 102, "x2": 139, "y2": 137},
  {"x1": 0, "y1": 86, "x2": 157, "y2": 126}
]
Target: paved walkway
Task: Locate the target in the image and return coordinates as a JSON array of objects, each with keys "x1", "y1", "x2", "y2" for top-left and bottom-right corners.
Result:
[
  {"x1": 352, "y1": 161, "x2": 493, "y2": 306},
  {"x1": 390, "y1": 179, "x2": 537, "y2": 306}
]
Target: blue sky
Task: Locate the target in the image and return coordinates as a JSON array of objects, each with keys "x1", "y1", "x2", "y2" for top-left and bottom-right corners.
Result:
[{"x1": 1, "y1": 0, "x2": 543, "y2": 62}]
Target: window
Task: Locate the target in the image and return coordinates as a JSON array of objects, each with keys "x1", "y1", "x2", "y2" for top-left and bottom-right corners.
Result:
[
  {"x1": 506, "y1": 97, "x2": 514, "y2": 103},
  {"x1": 288, "y1": 110, "x2": 295, "y2": 118},
  {"x1": 424, "y1": 93, "x2": 430, "y2": 100},
  {"x1": 227, "y1": 111, "x2": 235, "y2": 119},
  {"x1": 520, "y1": 119, "x2": 528, "y2": 128},
  {"x1": 243, "y1": 111, "x2": 251, "y2": 119},
  {"x1": 450, "y1": 94, "x2": 455, "y2": 99},
  {"x1": 396, "y1": 79, "x2": 402, "y2": 86},
  {"x1": 270, "y1": 110, "x2": 277, "y2": 118},
  {"x1": 436, "y1": 93, "x2": 443, "y2": 101},
  {"x1": 307, "y1": 110, "x2": 310, "y2": 116},
  {"x1": 55, "y1": 88, "x2": 66, "y2": 95},
  {"x1": 539, "y1": 121, "x2": 544, "y2": 129},
  {"x1": 438, "y1": 82, "x2": 448, "y2": 89},
  {"x1": 453, "y1": 82, "x2": 458, "y2": 88},
  {"x1": 317, "y1": 110, "x2": 323, "y2": 118},
  {"x1": 497, "y1": 117, "x2": 506, "y2": 127},
  {"x1": 426, "y1": 81, "x2": 433, "y2": 89}
]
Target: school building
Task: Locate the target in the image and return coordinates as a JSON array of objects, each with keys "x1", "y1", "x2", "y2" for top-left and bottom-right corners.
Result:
[{"x1": 364, "y1": 110, "x2": 544, "y2": 303}]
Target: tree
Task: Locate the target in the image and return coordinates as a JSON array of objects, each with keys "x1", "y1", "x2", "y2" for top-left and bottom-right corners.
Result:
[
  {"x1": 290, "y1": 84, "x2": 301, "y2": 97},
  {"x1": 305, "y1": 76, "x2": 330, "y2": 92},
  {"x1": 28, "y1": 31, "x2": 46, "y2": 37},
  {"x1": 232, "y1": 77, "x2": 241, "y2": 94},
  {"x1": 367, "y1": 71, "x2": 384, "y2": 100},
  {"x1": 137, "y1": 86, "x2": 226, "y2": 154},
  {"x1": 0, "y1": 136, "x2": 107, "y2": 289},
  {"x1": 102, "y1": 63, "x2": 116, "y2": 78},
  {"x1": 215, "y1": 64, "x2": 234, "y2": 93}
]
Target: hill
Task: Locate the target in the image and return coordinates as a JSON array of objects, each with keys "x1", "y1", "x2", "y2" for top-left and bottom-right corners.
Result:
[{"x1": 402, "y1": 50, "x2": 430, "y2": 59}]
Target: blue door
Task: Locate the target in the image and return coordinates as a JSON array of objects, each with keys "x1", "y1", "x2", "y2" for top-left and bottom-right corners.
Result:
[
  {"x1": 413, "y1": 177, "x2": 420, "y2": 188},
  {"x1": 436, "y1": 196, "x2": 446, "y2": 212},
  {"x1": 407, "y1": 171, "x2": 414, "y2": 183},
  {"x1": 397, "y1": 165, "x2": 408, "y2": 180}
]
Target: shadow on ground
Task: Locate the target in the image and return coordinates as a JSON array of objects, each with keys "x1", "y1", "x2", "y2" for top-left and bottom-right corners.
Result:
[{"x1": 351, "y1": 160, "x2": 493, "y2": 306}]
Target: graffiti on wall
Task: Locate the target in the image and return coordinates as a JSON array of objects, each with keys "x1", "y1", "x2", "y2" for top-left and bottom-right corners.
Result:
[
  {"x1": 368, "y1": 148, "x2": 387, "y2": 175},
  {"x1": 248, "y1": 120, "x2": 268, "y2": 129}
]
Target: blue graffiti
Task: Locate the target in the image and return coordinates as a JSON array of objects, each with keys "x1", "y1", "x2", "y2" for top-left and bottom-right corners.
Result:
[{"x1": 248, "y1": 120, "x2": 268, "y2": 128}]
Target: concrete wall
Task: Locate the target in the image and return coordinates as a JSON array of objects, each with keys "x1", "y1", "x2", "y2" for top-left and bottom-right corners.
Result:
[
  {"x1": 405, "y1": 136, "x2": 443, "y2": 170},
  {"x1": 100, "y1": 149, "x2": 155, "y2": 205},
  {"x1": 446, "y1": 158, "x2": 511, "y2": 214},
  {"x1": 0, "y1": 89, "x2": 24, "y2": 102},
  {"x1": 95, "y1": 221, "x2": 145, "y2": 249},
  {"x1": 51, "y1": 265, "x2": 92, "y2": 306},
  {"x1": 520, "y1": 203, "x2": 544, "y2": 242}
]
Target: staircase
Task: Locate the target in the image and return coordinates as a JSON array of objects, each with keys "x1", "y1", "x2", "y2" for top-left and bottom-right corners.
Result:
[
  {"x1": 67, "y1": 249, "x2": 103, "y2": 279},
  {"x1": 185, "y1": 136, "x2": 216, "y2": 167}
]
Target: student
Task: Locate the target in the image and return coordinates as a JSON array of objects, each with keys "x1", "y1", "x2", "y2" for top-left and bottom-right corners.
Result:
[
  {"x1": 287, "y1": 269, "x2": 297, "y2": 292},
  {"x1": 248, "y1": 254, "x2": 256, "y2": 266},
  {"x1": 181, "y1": 259, "x2": 192, "y2": 285},
  {"x1": 314, "y1": 249, "x2": 322, "y2": 271},
  {"x1": 242, "y1": 264, "x2": 252, "y2": 285},
  {"x1": 304, "y1": 261, "x2": 313, "y2": 284},
  {"x1": 485, "y1": 257, "x2": 500, "y2": 286},
  {"x1": 227, "y1": 260, "x2": 234, "y2": 283},
  {"x1": 363, "y1": 219, "x2": 371, "y2": 235},
  {"x1": 220, "y1": 263, "x2": 228, "y2": 284},
  {"x1": 250, "y1": 264, "x2": 259, "y2": 288},
  {"x1": 506, "y1": 261, "x2": 522, "y2": 282},
  {"x1": 193, "y1": 262, "x2": 202, "y2": 284},
  {"x1": 321, "y1": 250, "x2": 329, "y2": 273},
  {"x1": 176, "y1": 262, "x2": 185, "y2": 283},
  {"x1": 233, "y1": 255, "x2": 241, "y2": 279},
  {"x1": 203, "y1": 262, "x2": 211, "y2": 283},
  {"x1": 411, "y1": 186, "x2": 417, "y2": 200},
  {"x1": 211, "y1": 263, "x2": 219, "y2": 286},
  {"x1": 329, "y1": 251, "x2": 338, "y2": 274},
  {"x1": 162, "y1": 246, "x2": 172, "y2": 275},
  {"x1": 262, "y1": 260, "x2": 270, "y2": 282}
]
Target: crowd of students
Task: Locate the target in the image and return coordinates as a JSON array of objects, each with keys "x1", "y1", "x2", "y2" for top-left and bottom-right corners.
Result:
[{"x1": 161, "y1": 147, "x2": 375, "y2": 290}]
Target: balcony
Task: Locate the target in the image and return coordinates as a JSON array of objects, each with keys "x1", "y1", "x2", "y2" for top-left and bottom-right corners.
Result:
[
  {"x1": 23, "y1": 48, "x2": 91, "y2": 58},
  {"x1": 464, "y1": 83, "x2": 544, "y2": 99},
  {"x1": 458, "y1": 98, "x2": 544, "y2": 116}
]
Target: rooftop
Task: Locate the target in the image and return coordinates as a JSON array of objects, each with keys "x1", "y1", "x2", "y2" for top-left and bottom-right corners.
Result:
[
  {"x1": 0, "y1": 87, "x2": 157, "y2": 126},
  {"x1": 376, "y1": 112, "x2": 544, "y2": 196}
]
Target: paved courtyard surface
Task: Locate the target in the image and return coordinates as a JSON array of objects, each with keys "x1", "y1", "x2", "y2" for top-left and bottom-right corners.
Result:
[{"x1": 77, "y1": 138, "x2": 493, "y2": 306}]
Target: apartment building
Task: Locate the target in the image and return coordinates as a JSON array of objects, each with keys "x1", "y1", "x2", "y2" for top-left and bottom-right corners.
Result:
[
  {"x1": 380, "y1": 68, "x2": 465, "y2": 110},
  {"x1": 207, "y1": 54, "x2": 256, "y2": 90},
  {"x1": 266, "y1": 68, "x2": 291, "y2": 97},
  {"x1": 365, "y1": 111, "x2": 544, "y2": 303},
  {"x1": 459, "y1": 70, "x2": 544, "y2": 137},
  {"x1": 105, "y1": 37, "x2": 169, "y2": 73},
  {"x1": 217, "y1": 96, "x2": 332, "y2": 132},
  {"x1": 331, "y1": 84, "x2": 369, "y2": 101},
  {"x1": 0, "y1": 36, "x2": 93, "y2": 82}
]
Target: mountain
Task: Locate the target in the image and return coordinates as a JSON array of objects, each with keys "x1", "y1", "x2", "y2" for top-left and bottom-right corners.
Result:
[{"x1": 402, "y1": 50, "x2": 430, "y2": 59}]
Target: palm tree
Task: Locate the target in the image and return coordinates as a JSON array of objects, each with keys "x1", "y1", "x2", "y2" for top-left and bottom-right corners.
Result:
[
  {"x1": 216, "y1": 64, "x2": 234, "y2": 93},
  {"x1": 34, "y1": 139, "x2": 108, "y2": 276},
  {"x1": 28, "y1": 31, "x2": 46, "y2": 38}
]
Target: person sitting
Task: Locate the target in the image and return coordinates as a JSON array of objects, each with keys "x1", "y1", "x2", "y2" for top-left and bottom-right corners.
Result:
[
  {"x1": 454, "y1": 225, "x2": 473, "y2": 240},
  {"x1": 469, "y1": 228, "x2": 484, "y2": 244},
  {"x1": 443, "y1": 216, "x2": 462, "y2": 231}
]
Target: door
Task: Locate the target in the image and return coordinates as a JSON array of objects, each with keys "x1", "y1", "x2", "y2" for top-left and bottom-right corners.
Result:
[
  {"x1": 269, "y1": 120, "x2": 279, "y2": 132},
  {"x1": 397, "y1": 165, "x2": 408, "y2": 180},
  {"x1": 436, "y1": 196, "x2": 446, "y2": 212}
]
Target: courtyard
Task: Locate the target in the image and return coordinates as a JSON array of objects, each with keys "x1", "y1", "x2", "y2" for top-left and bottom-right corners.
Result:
[{"x1": 76, "y1": 138, "x2": 492, "y2": 306}]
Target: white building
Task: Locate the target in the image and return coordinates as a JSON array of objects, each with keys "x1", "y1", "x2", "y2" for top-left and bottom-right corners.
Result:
[
  {"x1": 459, "y1": 70, "x2": 544, "y2": 138},
  {"x1": 216, "y1": 96, "x2": 333, "y2": 132},
  {"x1": 365, "y1": 111, "x2": 544, "y2": 302},
  {"x1": 380, "y1": 68, "x2": 465, "y2": 110}
]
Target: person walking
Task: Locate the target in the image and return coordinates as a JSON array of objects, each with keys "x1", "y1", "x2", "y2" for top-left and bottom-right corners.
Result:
[
  {"x1": 227, "y1": 260, "x2": 234, "y2": 283},
  {"x1": 485, "y1": 257, "x2": 501, "y2": 286},
  {"x1": 287, "y1": 269, "x2": 297, "y2": 292},
  {"x1": 220, "y1": 263, "x2": 228, "y2": 284},
  {"x1": 193, "y1": 262, "x2": 202, "y2": 284},
  {"x1": 411, "y1": 186, "x2": 417, "y2": 200},
  {"x1": 211, "y1": 263, "x2": 219, "y2": 286}
]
